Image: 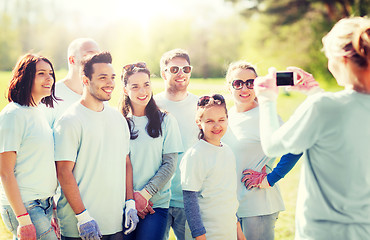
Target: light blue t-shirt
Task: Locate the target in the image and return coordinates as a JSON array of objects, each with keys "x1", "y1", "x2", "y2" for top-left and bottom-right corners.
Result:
[
  {"x1": 181, "y1": 140, "x2": 239, "y2": 240},
  {"x1": 129, "y1": 113, "x2": 183, "y2": 208},
  {"x1": 259, "y1": 90, "x2": 370, "y2": 239},
  {"x1": 222, "y1": 106, "x2": 285, "y2": 217},
  {"x1": 42, "y1": 81, "x2": 81, "y2": 127},
  {"x1": 154, "y1": 92, "x2": 199, "y2": 208},
  {"x1": 53, "y1": 103, "x2": 130, "y2": 237},
  {"x1": 0, "y1": 102, "x2": 57, "y2": 205}
]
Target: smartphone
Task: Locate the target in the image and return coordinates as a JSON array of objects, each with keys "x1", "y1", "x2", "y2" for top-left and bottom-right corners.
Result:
[{"x1": 276, "y1": 71, "x2": 297, "y2": 86}]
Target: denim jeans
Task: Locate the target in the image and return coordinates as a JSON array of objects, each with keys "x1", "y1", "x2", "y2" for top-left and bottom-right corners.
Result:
[
  {"x1": 123, "y1": 208, "x2": 169, "y2": 240},
  {"x1": 0, "y1": 197, "x2": 58, "y2": 240},
  {"x1": 61, "y1": 231, "x2": 123, "y2": 240},
  {"x1": 163, "y1": 207, "x2": 186, "y2": 240},
  {"x1": 239, "y1": 212, "x2": 279, "y2": 240}
]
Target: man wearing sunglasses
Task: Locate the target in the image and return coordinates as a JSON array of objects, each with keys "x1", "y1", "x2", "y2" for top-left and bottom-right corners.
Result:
[{"x1": 154, "y1": 49, "x2": 199, "y2": 240}]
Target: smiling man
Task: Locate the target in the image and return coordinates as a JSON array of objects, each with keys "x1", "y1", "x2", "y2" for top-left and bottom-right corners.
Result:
[
  {"x1": 53, "y1": 52, "x2": 136, "y2": 240},
  {"x1": 154, "y1": 49, "x2": 199, "y2": 240}
]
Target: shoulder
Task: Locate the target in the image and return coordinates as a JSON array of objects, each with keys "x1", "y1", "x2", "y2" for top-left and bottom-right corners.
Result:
[
  {"x1": 186, "y1": 92, "x2": 199, "y2": 103},
  {"x1": 0, "y1": 103, "x2": 25, "y2": 123},
  {"x1": 153, "y1": 92, "x2": 165, "y2": 102}
]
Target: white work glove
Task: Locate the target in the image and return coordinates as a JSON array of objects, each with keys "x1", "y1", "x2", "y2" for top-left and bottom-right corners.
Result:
[
  {"x1": 254, "y1": 67, "x2": 279, "y2": 104},
  {"x1": 75, "y1": 210, "x2": 102, "y2": 240},
  {"x1": 124, "y1": 199, "x2": 139, "y2": 235},
  {"x1": 17, "y1": 213, "x2": 36, "y2": 240},
  {"x1": 285, "y1": 66, "x2": 324, "y2": 95}
]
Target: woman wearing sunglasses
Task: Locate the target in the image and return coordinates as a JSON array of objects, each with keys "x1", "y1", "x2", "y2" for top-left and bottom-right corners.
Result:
[
  {"x1": 119, "y1": 62, "x2": 183, "y2": 240},
  {"x1": 253, "y1": 17, "x2": 370, "y2": 239},
  {"x1": 0, "y1": 54, "x2": 59, "y2": 240},
  {"x1": 222, "y1": 61, "x2": 303, "y2": 240}
]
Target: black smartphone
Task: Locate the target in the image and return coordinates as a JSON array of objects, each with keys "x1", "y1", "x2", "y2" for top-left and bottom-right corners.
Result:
[{"x1": 276, "y1": 71, "x2": 296, "y2": 86}]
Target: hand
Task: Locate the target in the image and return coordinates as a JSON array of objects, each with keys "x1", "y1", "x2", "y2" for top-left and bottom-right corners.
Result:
[
  {"x1": 133, "y1": 189, "x2": 152, "y2": 213},
  {"x1": 241, "y1": 166, "x2": 270, "y2": 190},
  {"x1": 124, "y1": 200, "x2": 139, "y2": 235},
  {"x1": 51, "y1": 203, "x2": 61, "y2": 239},
  {"x1": 285, "y1": 66, "x2": 323, "y2": 95},
  {"x1": 254, "y1": 67, "x2": 279, "y2": 103},
  {"x1": 17, "y1": 224, "x2": 36, "y2": 240},
  {"x1": 75, "y1": 210, "x2": 102, "y2": 240},
  {"x1": 137, "y1": 200, "x2": 155, "y2": 219},
  {"x1": 16, "y1": 213, "x2": 36, "y2": 240},
  {"x1": 195, "y1": 234, "x2": 207, "y2": 240}
]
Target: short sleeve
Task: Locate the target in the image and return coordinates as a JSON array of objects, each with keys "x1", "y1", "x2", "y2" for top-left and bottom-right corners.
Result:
[
  {"x1": 162, "y1": 113, "x2": 183, "y2": 155},
  {"x1": 53, "y1": 116, "x2": 81, "y2": 162},
  {"x1": 0, "y1": 112, "x2": 25, "y2": 153},
  {"x1": 180, "y1": 149, "x2": 207, "y2": 192}
]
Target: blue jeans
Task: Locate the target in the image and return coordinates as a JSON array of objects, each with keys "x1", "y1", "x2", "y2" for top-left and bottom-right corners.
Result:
[
  {"x1": 239, "y1": 212, "x2": 279, "y2": 240},
  {"x1": 61, "y1": 231, "x2": 123, "y2": 240},
  {"x1": 123, "y1": 208, "x2": 168, "y2": 240},
  {"x1": 163, "y1": 207, "x2": 186, "y2": 240},
  {"x1": 0, "y1": 197, "x2": 58, "y2": 240}
]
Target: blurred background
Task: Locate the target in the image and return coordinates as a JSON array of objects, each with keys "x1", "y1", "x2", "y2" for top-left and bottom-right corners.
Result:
[
  {"x1": 0, "y1": 0, "x2": 369, "y2": 239},
  {"x1": 1, "y1": 0, "x2": 369, "y2": 81}
]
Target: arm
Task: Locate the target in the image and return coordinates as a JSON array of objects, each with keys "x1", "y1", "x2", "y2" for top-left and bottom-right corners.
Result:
[
  {"x1": 135, "y1": 153, "x2": 177, "y2": 212},
  {"x1": 0, "y1": 151, "x2": 27, "y2": 216},
  {"x1": 183, "y1": 190, "x2": 206, "y2": 239},
  {"x1": 145, "y1": 153, "x2": 177, "y2": 196},
  {"x1": 0, "y1": 151, "x2": 36, "y2": 239},
  {"x1": 56, "y1": 161, "x2": 101, "y2": 239},
  {"x1": 55, "y1": 161, "x2": 85, "y2": 214},
  {"x1": 237, "y1": 221, "x2": 246, "y2": 240},
  {"x1": 266, "y1": 152, "x2": 302, "y2": 186},
  {"x1": 242, "y1": 153, "x2": 302, "y2": 189},
  {"x1": 125, "y1": 155, "x2": 134, "y2": 201}
]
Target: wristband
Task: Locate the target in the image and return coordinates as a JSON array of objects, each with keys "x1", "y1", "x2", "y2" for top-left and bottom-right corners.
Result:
[{"x1": 17, "y1": 213, "x2": 29, "y2": 218}]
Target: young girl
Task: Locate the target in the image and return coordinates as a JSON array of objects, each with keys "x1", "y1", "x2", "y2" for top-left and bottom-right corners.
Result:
[
  {"x1": 180, "y1": 94, "x2": 242, "y2": 240},
  {"x1": 120, "y1": 62, "x2": 183, "y2": 240},
  {"x1": 0, "y1": 53, "x2": 59, "y2": 240}
]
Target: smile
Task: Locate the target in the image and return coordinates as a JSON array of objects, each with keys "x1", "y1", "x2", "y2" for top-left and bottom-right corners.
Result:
[
  {"x1": 240, "y1": 93, "x2": 250, "y2": 98},
  {"x1": 42, "y1": 85, "x2": 51, "y2": 88},
  {"x1": 137, "y1": 95, "x2": 148, "y2": 101},
  {"x1": 212, "y1": 129, "x2": 223, "y2": 134},
  {"x1": 102, "y1": 88, "x2": 113, "y2": 94}
]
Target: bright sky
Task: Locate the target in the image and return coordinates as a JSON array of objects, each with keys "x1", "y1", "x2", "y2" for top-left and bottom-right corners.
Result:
[{"x1": 58, "y1": 0, "x2": 236, "y2": 29}]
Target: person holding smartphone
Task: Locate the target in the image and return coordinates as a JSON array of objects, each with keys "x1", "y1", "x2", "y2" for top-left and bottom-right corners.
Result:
[
  {"x1": 252, "y1": 17, "x2": 370, "y2": 239},
  {"x1": 222, "y1": 61, "x2": 302, "y2": 240}
]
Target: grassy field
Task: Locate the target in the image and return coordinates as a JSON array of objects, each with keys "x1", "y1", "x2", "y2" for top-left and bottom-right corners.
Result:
[{"x1": 0, "y1": 71, "x2": 343, "y2": 239}]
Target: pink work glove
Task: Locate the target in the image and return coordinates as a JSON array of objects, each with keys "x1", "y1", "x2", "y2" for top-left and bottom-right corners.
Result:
[
  {"x1": 285, "y1": 66, "x2": 323, "y2": 95},
  {"x1": 254, "y1": 67, "x2": 279, "y2": 104},
  {"x1": 241, "y1": 166, "x2": 270, "y2": 190},
  {"x1": 137, "y1": 200, "x2": 155, "y2": 219},
  {"x1": 16, "y1": 213, "x2": 36, "y2": 240},
  {"x1": 51, "y1": 203, "x2": 61, "y2": 239},
  {"x1": 134, "y1": 189, "x2": 152, "y2": 214},
  {"x1": 17, "y1": 224, "x2": 36, "y2": 240}
]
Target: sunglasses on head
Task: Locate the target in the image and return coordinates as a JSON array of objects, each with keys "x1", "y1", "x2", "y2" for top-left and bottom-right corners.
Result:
[
  {"x1": 123, "y1": 62, "x2": 146, "y2": 73},
  {"x1": 197, "y1": 94, "x2": 225, "y2": 107},
  {"x1": 165, "y1": 65, "x2": 192, "y2": 74},
  {"x1": 231, "y1": 79, "x2": 254, "y2": 90}
]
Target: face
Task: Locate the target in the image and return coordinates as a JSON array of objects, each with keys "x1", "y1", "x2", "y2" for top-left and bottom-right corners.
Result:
[
  {"x1": 31, "y1": 60, "x2": 54, "y2": 103},
  {"x1": 84, "y1": 63, "x2": 115, "y2": 102},
  {"x1": 228, "y1": 68, "x2": 257, "y2": 107},
  {"x1": 162, "y1": 57, "x2": 191, "y2": 93},
  {"x1": 197, "y1": 105, "x2": 228, "y2": 146},
  {"x1": 76, "y1": 41, "x2": 100, "y2": 65},
  {"x1": 124, "y1": 72, "x2": 152, "y2": 110}
]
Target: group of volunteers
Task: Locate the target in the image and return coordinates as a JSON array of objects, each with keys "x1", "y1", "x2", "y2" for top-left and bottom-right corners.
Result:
[{"x1": 0, "y1": 16, "x2": 370, "y2": 240}]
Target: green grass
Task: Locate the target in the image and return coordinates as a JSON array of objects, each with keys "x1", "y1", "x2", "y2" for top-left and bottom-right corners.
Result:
[{"x1": 0, "y1": 71, "x2": 343, "y2": 240}]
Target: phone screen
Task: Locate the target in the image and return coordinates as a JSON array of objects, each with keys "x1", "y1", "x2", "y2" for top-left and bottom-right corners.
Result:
[{"x1": 276, "y1": 72, "x2": 294, "y2": 86}]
